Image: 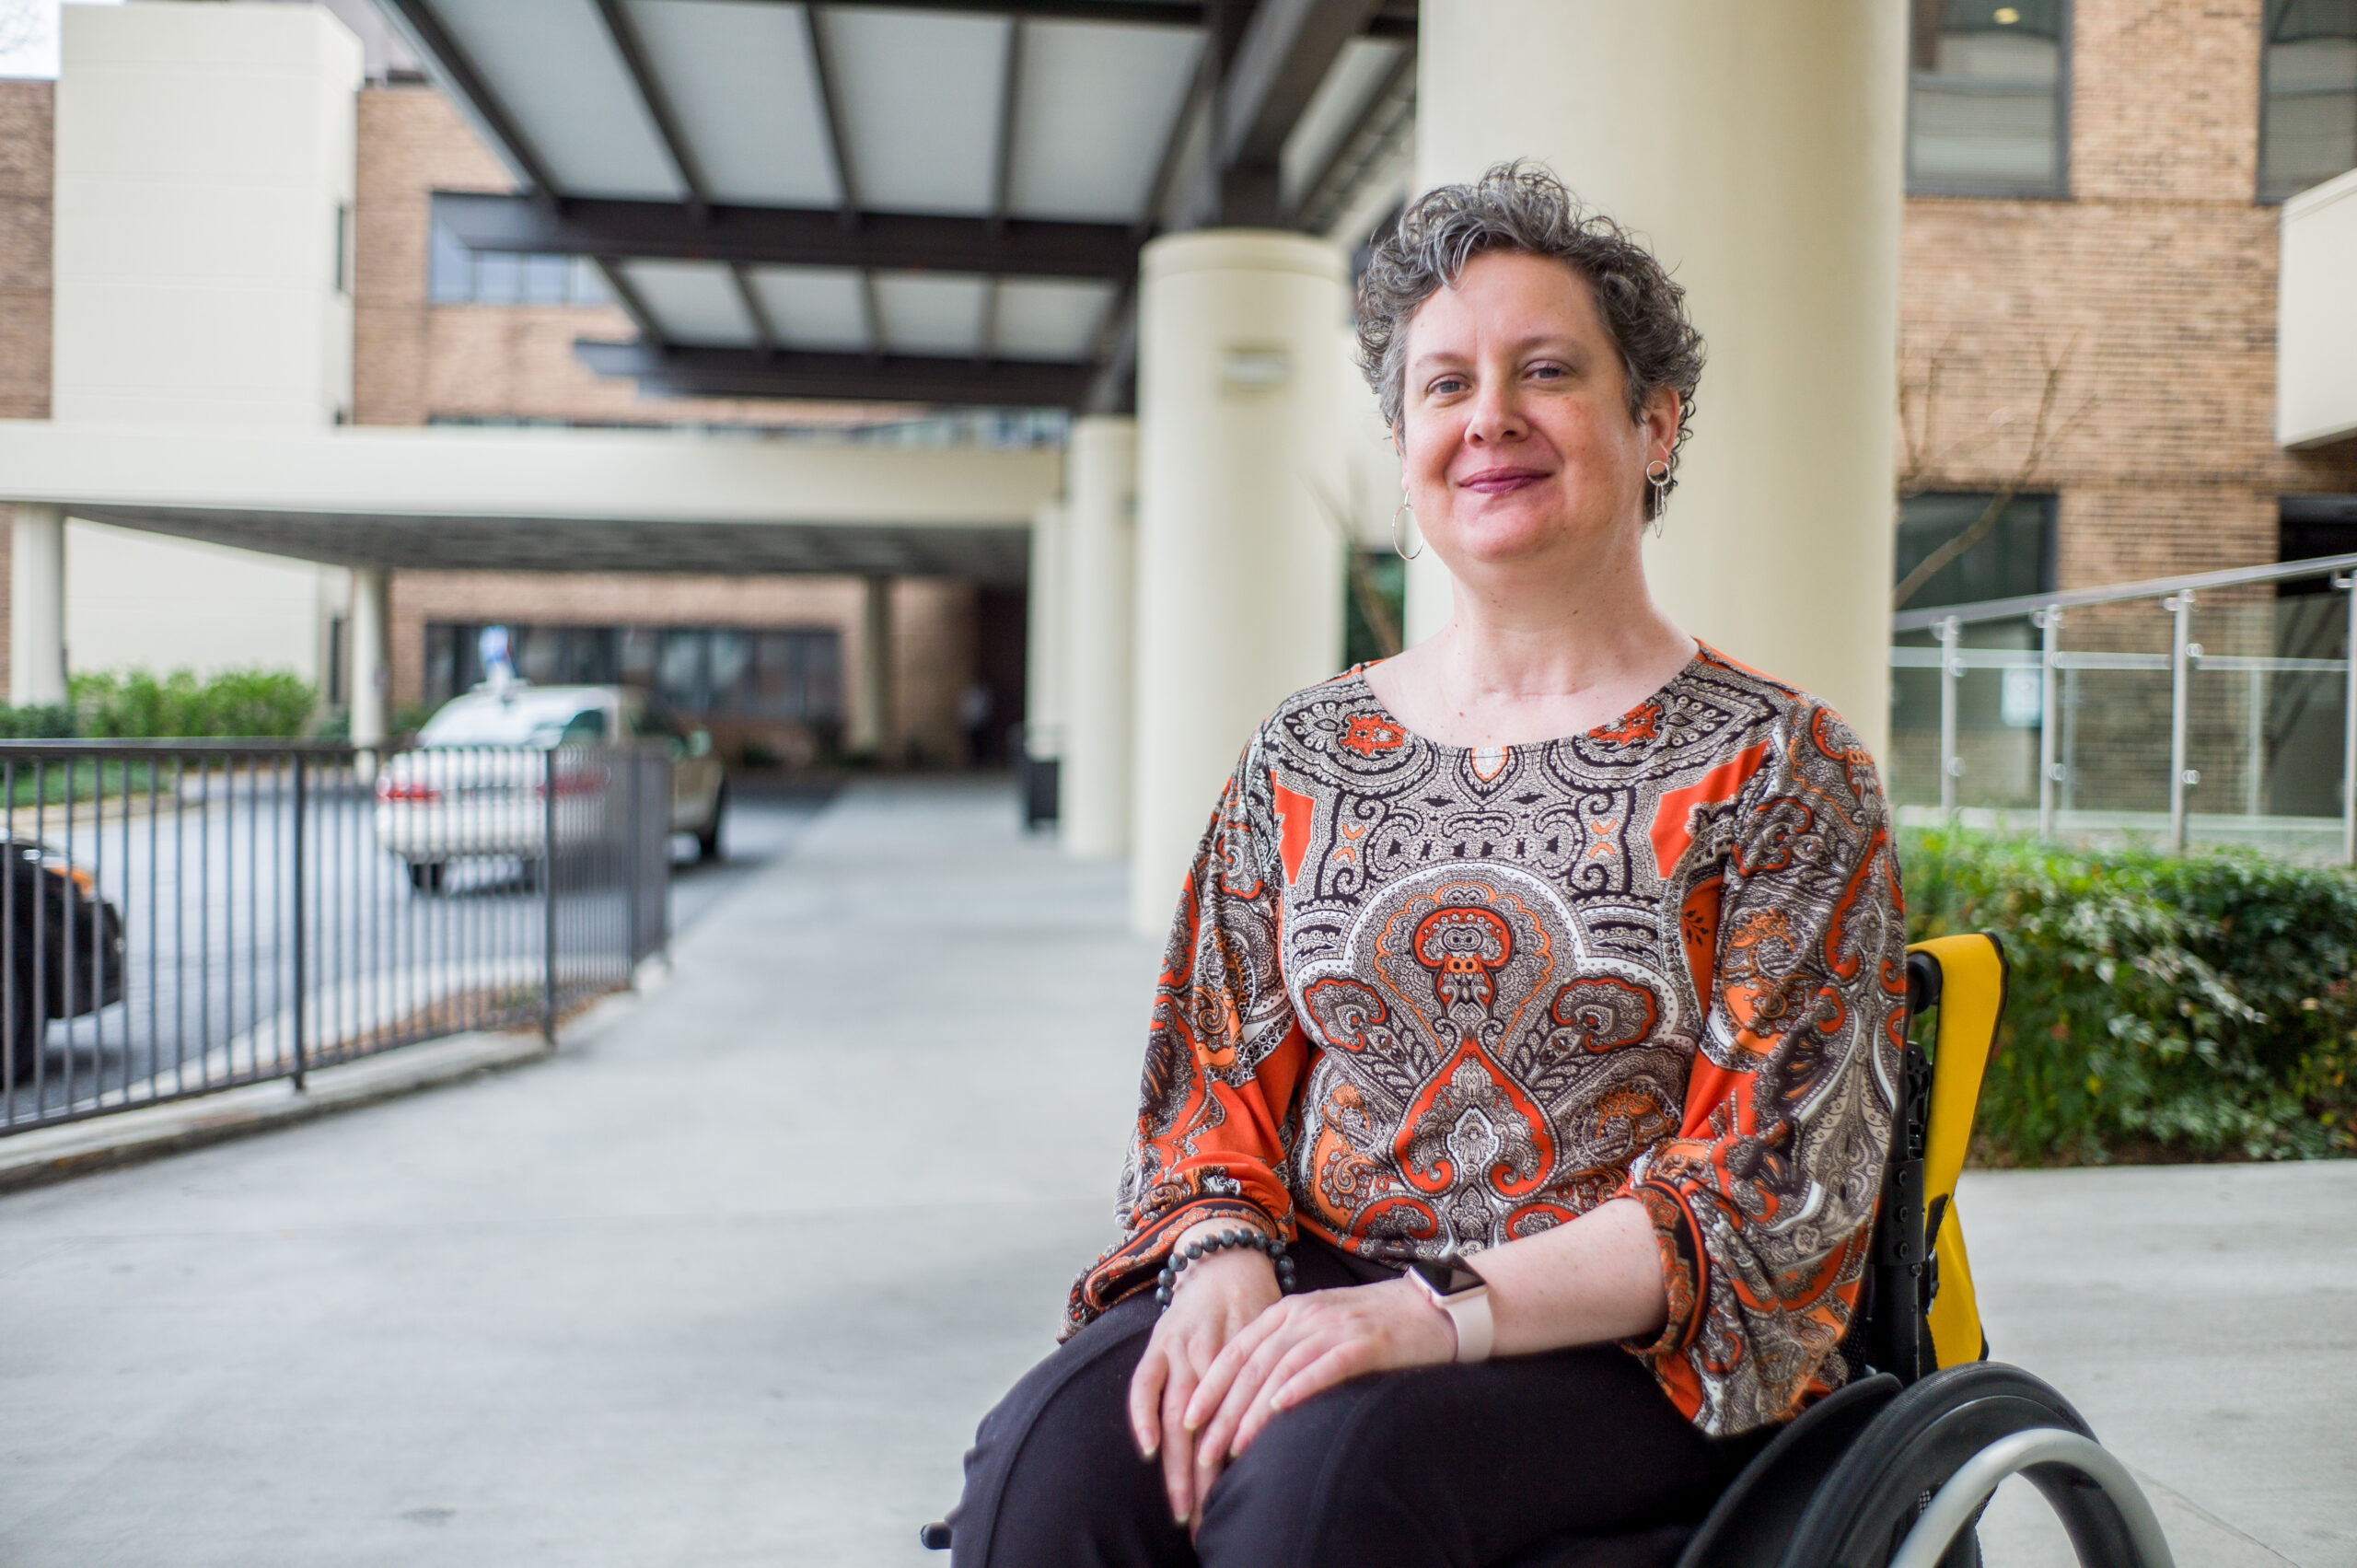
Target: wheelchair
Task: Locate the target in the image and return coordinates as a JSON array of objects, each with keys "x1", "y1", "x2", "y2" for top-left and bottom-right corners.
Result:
[{"x1": 924, "y1": 934, "x2": 2177, "y2": 1568}]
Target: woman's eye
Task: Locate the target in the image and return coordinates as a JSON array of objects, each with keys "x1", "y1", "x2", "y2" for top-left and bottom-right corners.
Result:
[
  {"x1": 1429, "y1": 376, "x2": 1468, "y2": 396},
  {"x1": 1528, "y1": 364, "x2": 1565, "y2": 381}
]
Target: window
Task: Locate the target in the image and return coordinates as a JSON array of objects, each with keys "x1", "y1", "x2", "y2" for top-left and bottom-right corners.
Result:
[
  {"x1": 424, "y1": 622, "x2": 843, "y2": 723},
  {"x1": 1908, "y1": 0, "x2": 2070, "y2": 195},
  {"x1": 2261, "y1": 0, "x2": 2357, "y2": 203},
  {"x1": 1893, "y1": 492, "x2": 2057, "y2": 610},
  {"x1": 425, "y1": 218, "x2": 610, "y2": 306}
]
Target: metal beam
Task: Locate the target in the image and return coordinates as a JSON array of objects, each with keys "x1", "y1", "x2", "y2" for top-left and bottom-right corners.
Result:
[
  {"x1": 375, "y1": 0, "x2": 563, "y2": 198},
  {"x1": 980, "y1": 18, "x2": 1025, "y2": 360},
  {"x1": 576, "y1": 340, "x2": 1097, "y2": 407},
  {"x1": 801, "y1": 5, "x2": 862, "y2": 221},
  {"x1": 729, "y1": 264, "x2": 778, "y2": 357},
  {"x1": 1293, "y1": 38, "x2": 1413, "y2": 233},
  {"x1": 377, "y1": 0, "x2": 675, "y2": 355},
  {"x1": 750, "y1": 0, "x2": 1206, "y2": 24},
  {"x1": 591, "y1": 0, "x2": 710, "y2": 220},
  {"x1": 1219, "y1": 0, "x2": 1387, "y2": 172},
  {"x1": 1082, "y1": 282, "x2": 1138, "y2": 415},
  {"x1": 434, "y1": 191, "x2": 1144, "y2": 281}
]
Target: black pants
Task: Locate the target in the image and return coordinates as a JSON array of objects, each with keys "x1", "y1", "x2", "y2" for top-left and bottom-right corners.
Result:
[{"x1": 948, "y1": 1237, "x2": 1747, "y2": 1568}]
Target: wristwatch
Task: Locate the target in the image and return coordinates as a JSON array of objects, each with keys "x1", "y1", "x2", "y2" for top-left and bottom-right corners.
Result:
[{"x1": 1405, "y1": 1255, "x2": 1493, "y2": 1364}]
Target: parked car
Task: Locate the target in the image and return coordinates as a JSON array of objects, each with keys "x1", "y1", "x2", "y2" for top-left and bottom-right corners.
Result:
[
  {"x1": 375, "y1": 683, "x2": 727, "y2": 893},
  {"x1": 4, "y1": 838, "x2": 127, "y2": 1086}
]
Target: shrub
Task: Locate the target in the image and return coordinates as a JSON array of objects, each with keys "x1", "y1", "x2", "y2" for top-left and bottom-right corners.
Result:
[
  {"x1": 1902, "y1": 828, "x2": 2357, "y2": 1165},
  {"x1": 69, "y1": 668, "x2": 316, "y2": 738},
  {"x1": 0, "y1": 702, "x2": 74, "y2": 738}
]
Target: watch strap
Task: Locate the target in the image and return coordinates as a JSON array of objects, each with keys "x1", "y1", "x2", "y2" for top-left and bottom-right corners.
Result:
[{"x1": 1441, "y1": 1285, "x2": 1493, "y2": 1364}]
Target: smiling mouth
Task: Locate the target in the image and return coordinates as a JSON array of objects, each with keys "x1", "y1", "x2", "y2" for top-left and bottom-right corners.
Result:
[{"x1": 1457, "y1": 468, "x2": 1550, "y2": 495}]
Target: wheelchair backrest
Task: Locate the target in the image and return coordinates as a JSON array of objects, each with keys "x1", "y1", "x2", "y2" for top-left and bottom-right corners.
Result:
[{"x1": 1844, "y1": 933, "x2": 2007, "y2": 1387}]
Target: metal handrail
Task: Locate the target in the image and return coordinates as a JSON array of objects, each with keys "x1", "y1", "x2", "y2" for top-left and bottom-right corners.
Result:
[
  {"x1": 1890, "y1": 549, "x2": 2357, "y2": 632},
  {"x1": 1894, "y1": 554, "x2": 2357, "y2": 862}
]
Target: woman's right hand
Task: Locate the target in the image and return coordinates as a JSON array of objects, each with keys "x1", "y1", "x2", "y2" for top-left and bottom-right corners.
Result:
[{"x1": 1125, "y1": 1227, "x2": 1283, "y2": 1528}]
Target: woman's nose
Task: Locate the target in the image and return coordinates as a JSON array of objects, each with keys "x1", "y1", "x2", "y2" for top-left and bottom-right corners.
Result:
[{"x1": 1465, "y1": 381, "x2": 1527, "y2": 445}]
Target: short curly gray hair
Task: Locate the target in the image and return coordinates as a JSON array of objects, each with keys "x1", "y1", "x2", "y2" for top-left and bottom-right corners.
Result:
[{"x1": 1356, "y1": 161, "x2": 1705, "y2": 519}]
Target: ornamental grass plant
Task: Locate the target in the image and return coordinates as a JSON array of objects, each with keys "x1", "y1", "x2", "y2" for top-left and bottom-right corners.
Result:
[{"x1": 1901, "y1": 828, "x2": 2357, "y2": 1166}]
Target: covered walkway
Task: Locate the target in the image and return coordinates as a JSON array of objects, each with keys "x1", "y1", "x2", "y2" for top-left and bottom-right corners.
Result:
[{"x1": 0, "y1": 782, "x2": 2350, "y2": 1566}]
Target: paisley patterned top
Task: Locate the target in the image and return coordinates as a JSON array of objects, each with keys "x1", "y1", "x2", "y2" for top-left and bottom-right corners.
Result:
[{"x1": 1066, "y1": 646, "x2": 1909, "y2": 1436}]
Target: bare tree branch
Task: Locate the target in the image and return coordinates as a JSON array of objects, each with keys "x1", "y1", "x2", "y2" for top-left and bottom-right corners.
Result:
[
  {"x1": 1309, "y1": 481, "x2": 1402, "y2": 660},
  {"x1": 1892, "y1": 336, "x2": 2094, "y2": 610}
]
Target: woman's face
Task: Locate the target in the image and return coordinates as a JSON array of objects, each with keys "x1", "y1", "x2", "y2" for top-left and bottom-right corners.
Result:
[{"x1": 1396, "y1": 250, "x2": 1677, "y2": 575}]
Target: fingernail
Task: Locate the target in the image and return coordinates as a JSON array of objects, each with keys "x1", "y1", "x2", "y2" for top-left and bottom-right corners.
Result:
[
  {"x1": 1174, "y1": 1511, "x2": 1189, "y2": 1527},
  {"x1": 1183, "y1": 1416, "x2": 1202, "y2": 1433}
]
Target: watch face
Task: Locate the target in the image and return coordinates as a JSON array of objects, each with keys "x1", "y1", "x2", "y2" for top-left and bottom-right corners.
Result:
[{"x1": 1408, "y1": 1257, "x2": 1482, "y2": 1296}]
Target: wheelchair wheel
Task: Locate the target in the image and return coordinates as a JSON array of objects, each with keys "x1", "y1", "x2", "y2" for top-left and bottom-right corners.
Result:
[{"x1": 1780, "y1": 1363, "x2": 2170, "y2": 1568}]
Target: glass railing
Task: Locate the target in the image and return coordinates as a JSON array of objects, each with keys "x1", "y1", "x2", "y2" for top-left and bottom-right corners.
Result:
[{"x1": 1890, "y1": 552, "x2": 2357, "y2": 864}]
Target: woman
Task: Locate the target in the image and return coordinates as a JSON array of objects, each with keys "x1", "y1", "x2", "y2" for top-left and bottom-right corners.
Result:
[{"x1": 948, "y1": 163, "x2": 1906, "y2": 1568}]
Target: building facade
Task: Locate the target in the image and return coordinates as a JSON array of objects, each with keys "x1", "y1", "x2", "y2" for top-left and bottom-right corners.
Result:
[{"x1": 2, "y1": 0, "x2": 2352, "y2": 797}]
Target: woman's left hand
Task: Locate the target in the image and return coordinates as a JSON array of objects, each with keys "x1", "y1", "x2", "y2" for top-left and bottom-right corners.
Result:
[{"x1": 1181, "y1": 1277, "x2": 1456, "y2": 1498}]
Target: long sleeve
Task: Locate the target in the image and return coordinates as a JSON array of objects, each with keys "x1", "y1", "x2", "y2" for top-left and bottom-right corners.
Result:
[
  {"x1": 1064, "y1": 736, "x2": 1314, "y2": 1337},
  {"x1": 1619, "y1": 701, "x2": 1909, "y2": 1434}
]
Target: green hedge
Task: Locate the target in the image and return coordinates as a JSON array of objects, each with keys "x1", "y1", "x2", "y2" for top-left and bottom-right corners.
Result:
[
  {"x1": 1902, "y1": 828, "x2": 2357, "y2": 1165},
  {"x1": 67, "y1": 668, "x2": 317, "y2": 739}
]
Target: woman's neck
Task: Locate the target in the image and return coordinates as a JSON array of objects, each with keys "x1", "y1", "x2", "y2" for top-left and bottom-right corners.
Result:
[{"x1": 1367, "y1": 536, "x2": 1695, "y2": 749}]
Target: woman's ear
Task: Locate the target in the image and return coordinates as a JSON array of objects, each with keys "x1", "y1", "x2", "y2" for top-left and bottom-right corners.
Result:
[{"x1": 1643, "y1": 388, "x2": 1681, "y2": 455}]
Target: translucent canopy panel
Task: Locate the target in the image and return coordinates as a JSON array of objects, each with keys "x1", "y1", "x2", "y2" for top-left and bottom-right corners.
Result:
[
  {"x1": 993, "y1": 279, "x2": 1117, "y2": 361},
  {"x1": 1009, "y1": 20, "x2": 1201, "y2": 222},
  {"x1": 1282, "y1": 37, "x2": 1404, "y2": 209},
  {"x1": 623, "y1": 0, "x2": 842, "y2": 207},
  {"x1": 621, "y1": 260, "x2": 757, "y2": 346},
  {"x1": 434, "y1": 0, "x2": 682, "y2": 200},
  {"x1": 749, "y1": 266, "x2": 872, "y2": 354},
  {"x1": 875, "y1": 273, "x2": 991, "y2": 355},
  {"x1": 824, "y1": 7, "x2": 1011, "y2": 215}
]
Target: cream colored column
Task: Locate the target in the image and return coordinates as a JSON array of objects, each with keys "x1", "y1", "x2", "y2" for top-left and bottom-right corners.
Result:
[
  {"x1": 1060, "y1": 417, "x2": 1139, "y2": 857},
  {"x1": 1132, "y1": 231, "x2": 1348, "y2": 934},
  {"x1": 10, "y1": 504, "x2": 67, "y2": 706},
  {"x1": 1023, "y1": 499, "x2": 1068, "y2": 768},
  {"x1": 850, "y1": 574, "x2": 893, "y2": 760},
  {"x1": 1414, "y1": 1, "x2": 1904, "y2": 758},
  {"x1": 349, "y1": 565, "x2": 390, "y2": 757}
]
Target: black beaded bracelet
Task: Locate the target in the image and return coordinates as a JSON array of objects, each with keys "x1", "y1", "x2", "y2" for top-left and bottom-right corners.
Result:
[{"x1": 1155, "y1": 1226, "x2": 1296, "y2": 1308}]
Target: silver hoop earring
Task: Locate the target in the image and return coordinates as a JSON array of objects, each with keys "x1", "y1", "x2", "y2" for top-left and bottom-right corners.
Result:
[
  {"x1": 1644, "y1": 459, "x2": 1671, "y2": 532},
  {"x1": 1391, "y1": 498, "x2": 1422, "y2": 561}
]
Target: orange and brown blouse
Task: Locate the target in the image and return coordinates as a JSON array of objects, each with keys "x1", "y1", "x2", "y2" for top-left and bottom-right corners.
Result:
[{"x1": 1067, "y1": 647, "x2": 1909, "y2": 1437}]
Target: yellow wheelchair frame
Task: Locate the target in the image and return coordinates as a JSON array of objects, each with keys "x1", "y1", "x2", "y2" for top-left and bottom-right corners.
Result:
[
  {"x1": 924, "y1": 935, "x2": 2180, "y2": 1567},
  {"x1": 1637, "y1": 934, "x2": 2176, "y2": 1568}
]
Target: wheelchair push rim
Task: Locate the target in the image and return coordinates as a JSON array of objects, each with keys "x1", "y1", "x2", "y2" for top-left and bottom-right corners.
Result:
[{"x1": 1779, "y1": 1363, "x2": 2175, "y2": 1568}]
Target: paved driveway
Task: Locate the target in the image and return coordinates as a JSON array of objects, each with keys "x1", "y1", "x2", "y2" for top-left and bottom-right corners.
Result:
[{"x1": 0, "y1": 779, "x2": 2348, "y2": 1566}]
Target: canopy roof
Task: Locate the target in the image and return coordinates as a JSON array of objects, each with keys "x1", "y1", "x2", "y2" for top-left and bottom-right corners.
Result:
[{"x1": 377, "y1": 0, "x2": 1417, "y2": 409}]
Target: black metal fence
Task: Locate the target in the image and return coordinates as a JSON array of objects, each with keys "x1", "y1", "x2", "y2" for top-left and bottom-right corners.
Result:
[{"x1": 0, "y1": 740, "x2": 671, "y2": 1134}]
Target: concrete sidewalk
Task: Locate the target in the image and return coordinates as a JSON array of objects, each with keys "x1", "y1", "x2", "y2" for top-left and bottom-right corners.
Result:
[{"x1": 1, "y1": 779, "x2": 2350, "y2": 1566}]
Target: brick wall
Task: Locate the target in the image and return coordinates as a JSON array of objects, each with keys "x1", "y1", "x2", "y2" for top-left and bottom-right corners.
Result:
[
  {"x1": 1898, "y1": 0, "x2": 2357, "y2": 597},
  {"x1": 0, "y1": 80, "x2": 49, "y2": 425},
  {"x1": 354, "y1": 86, "x2": 983, "y2": 763},
  {"x1": 354, "y1": 86, "x2": 920, "y2": 433},
  {"x1": 0, "y1": 79, "x2": 52, "y2": 695}
]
